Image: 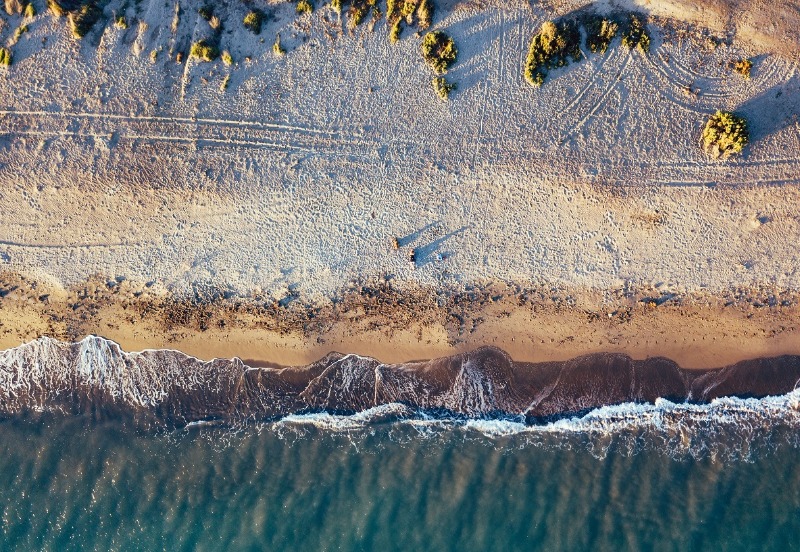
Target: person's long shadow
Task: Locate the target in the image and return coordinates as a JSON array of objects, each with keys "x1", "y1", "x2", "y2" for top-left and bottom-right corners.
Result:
[
  {"x1": 398, "y1": 222, "x2": 440, "y2": 248},
  {"x1": 413, "y1": 225, "x2": 470, "y2": 267}
]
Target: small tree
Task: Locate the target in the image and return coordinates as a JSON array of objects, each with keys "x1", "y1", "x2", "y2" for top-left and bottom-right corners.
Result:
[
  {"x1": 421, "y1": 31, "x2": 457, "y2": 74},
  {"x1": 47, "y1": 0, "x2": 66, "y2": 17},
  {"x1": 389, "y1": 19, "x2": 401, "y2": 42},
  {"x1": 272, "y1": 34, "x2": 285, "y2": 56},
  {"x1": 701, "y1": 111, "x2": 749, "y2": 158},
  {"x1": 416, "y1": 0, "x2": 432, "y2": 29},
  {"x1": 4, "y1": 0, "x2": 24, "y2": 16}
]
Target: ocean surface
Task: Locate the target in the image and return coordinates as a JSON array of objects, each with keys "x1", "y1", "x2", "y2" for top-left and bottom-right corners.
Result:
[
  {"x1": 2, "y1": 411, "x2": 800, "y2": 551},
  {"x1": 2, "y1": 337, "x2": 800, "y2": 550}
]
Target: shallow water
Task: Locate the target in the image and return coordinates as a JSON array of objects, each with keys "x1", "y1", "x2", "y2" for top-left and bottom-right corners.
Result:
[{"x1": 1, "y1": 415, "x2": 799, "y2": 551}]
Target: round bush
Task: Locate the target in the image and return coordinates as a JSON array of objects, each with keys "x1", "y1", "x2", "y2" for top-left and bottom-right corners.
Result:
[
  {"x1": 421, "y1": 31, "x2": 457, "y2": 75},
  {"x1": 701, "y1": 111, "x2": 749, "y2": 158}
]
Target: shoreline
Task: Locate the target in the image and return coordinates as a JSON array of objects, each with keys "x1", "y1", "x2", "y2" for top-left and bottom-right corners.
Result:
[
  {"x1": 2, "y1": 271, "x2": 799, "y2": 370},
  {"x1": 3, "y1": 334, "x2": 800, "y2": 424}
]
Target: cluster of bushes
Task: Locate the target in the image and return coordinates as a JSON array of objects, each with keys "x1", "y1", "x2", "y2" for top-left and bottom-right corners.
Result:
[
  {"x1": 387, "y1": 0, "x2": 432, "y2": 42},
  {"x1": 524, "y1": 20, "x2": 580, "y2": 87},
  {"x1": 420, "y1": 31, "x2": 457, "y2": 100},
  {"x1": 188, "y1": 5, "x2": 225, "y2": 63},
  {"x1": 46, "y1": 0, "x2": 102, "y2": 38},
  {"x1": 525, "y1": 11, "x2": 651, "y2": 87},
  {"x1": 701, "y1": 110, "x2": 749, "y2": 158},
  {"x1": 326, "y1": 0, "x2": 384, "y2": 32}
]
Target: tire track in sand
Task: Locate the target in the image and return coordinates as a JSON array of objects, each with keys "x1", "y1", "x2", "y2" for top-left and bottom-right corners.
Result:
[{"x1": 0, "y1": 110, "x2": 385, "y2": 159}]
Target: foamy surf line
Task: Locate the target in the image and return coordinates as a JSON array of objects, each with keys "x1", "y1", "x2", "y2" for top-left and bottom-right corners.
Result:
[
  {"x1": 0, "y1": 336, "x2": 799, "y2": 438},
  {"x1": 266, "y1": 395, "x2": 800, "y2": 460}
]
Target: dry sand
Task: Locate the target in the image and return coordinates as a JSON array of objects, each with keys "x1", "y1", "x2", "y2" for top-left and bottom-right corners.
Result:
[{"x1": 1, "y1": 0, "x2": 800, "y2": 367}]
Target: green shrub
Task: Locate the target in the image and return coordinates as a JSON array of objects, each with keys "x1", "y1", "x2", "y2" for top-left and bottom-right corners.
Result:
[
  {"x1": 68, "y1": 2, "x2": 101, "y2": 38},
  {"x1": 114, "y1": 15, "x2": 128, "y2": 29},
  {"x1": 416, "y1": 0, "x2": 432, "y2": 29},
  {"x1": 190, "y1": 39, "x2": 219, "y2": 61},
  {"x1": 621, "y1": 14, "x2": 650, "y2": 53},
  {"x1": 586, "y1": 16, "x2": 618, "y2": 54},
  {"x1": 47, "y1": 0, "x2": 66, "y2": 17},
  {"x1": 421, "y1": 30, "x2": 457, "y2": 74},
  {"x1": 389, "y1": 19, "x2": 401, "y2": 42},
  {"x1": 399, "y1": 0, "x2": 414, "y2": 21},
  {"x1": 0, "y1": 47, "x2": 12, "y2": 67},
  {"x1": 13, "y1": 24, "x2": 28, "y2": 41},
  {"x1": 701, "y1": 111, "x2": 749, "y2": 158},
  {"x1": 432, "y1": 76, "x2": 455, "y2": 100},
  {"x1": 198, "y1": 5, "x2": 212, "y2": 20},
  {"x1": 23, "y1": 2, "x2": 35, "y2": 17},
  {"x1": 243, "y1": 9, "x2": 265, "y2": 34},
  {"x1": 386, "y1": 0, "x2": 397, "y2": 19},
  {"x1": 524, "y1": 20, "x2": 580, "y2": 87},
  {"x1": 296, "y1": 0, "x2": 313, "y2": 14},
  {"x1": 171, "y1": 4, "x2": 180, "y2": 33},
  {"x1": 330, "y1": 0, "x2": 341, "y2": 13},
  {"x1": 272, "y1": 33, "x2": 285, "y2": 56},
  {"x1": 221, "y1": 50, "x2": 232, "y2": 65},
  {"x1": 733, "y1": 58, "x2": 752, "y2": 79}
]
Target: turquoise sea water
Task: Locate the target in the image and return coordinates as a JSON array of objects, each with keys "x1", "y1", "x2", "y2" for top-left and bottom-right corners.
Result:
[{"x1": 1, "y1": 413, "x2": 799, "y2": 551}]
